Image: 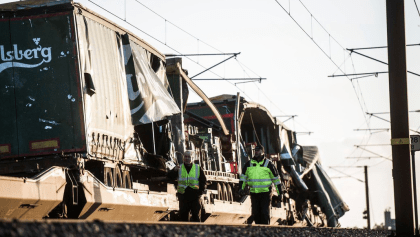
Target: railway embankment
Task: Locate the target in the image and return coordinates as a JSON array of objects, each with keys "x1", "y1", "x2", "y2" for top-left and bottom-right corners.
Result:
[{"x1": 0, "y1": 220, "x2": 392, "y2": 237}]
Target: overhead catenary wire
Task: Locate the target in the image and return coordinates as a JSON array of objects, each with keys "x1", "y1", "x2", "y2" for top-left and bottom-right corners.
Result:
[
  {"x1": 89, "y1": 0, "x2": 315, "y2": 133},
  {"x1": 273, "y1": 0, "x2": 384, "y2": 167},
  {"x1": 348, "y1": 49, "x2": 420, "y2": 77},
  {"x1": 347, "y1": 43, "x2": 420, "y2": 51},
  {"x1": 134, "y1": 0, "x2": 316, "y2": 133},
  {"x1": 273, "y1": 0, "x2": 372, "y2": 139},
  {"x1": 414, "y1": 0, "x2": 420, "y2": 17},
  {"x1": 133, "y1": 0, "x2": 223, "y2": 54},
  {"x1": 367, "y1": 112, "x2": 420, "y2": 134},
  {"x1": 149, "y1": 0, "x2": 314, "y2": 133},
  {"x1": 87, "y1": 0, "x2": 260, "y2": 105}
]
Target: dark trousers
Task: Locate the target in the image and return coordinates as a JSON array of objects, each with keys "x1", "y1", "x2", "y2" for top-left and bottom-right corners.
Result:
[
  {"x1": 179, "y1": 198, "x2": 201, "y2": 222},
  {"x1": 250, "y1": 192, "x2": 271, "y2": 224}
]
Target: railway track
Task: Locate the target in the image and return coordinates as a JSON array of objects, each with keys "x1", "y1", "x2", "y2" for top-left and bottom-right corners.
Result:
[{"x1": 0, "y1": 219, "x2": 392, "y2": 237}]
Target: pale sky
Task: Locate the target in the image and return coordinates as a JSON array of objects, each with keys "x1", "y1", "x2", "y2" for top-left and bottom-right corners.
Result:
[{"x1": 2, "y1": 0, "x2": 420, "y2": 228}]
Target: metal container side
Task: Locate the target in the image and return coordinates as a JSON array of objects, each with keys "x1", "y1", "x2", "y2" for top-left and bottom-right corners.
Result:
[{"x1": 0, "y1": 9, "x2": 85, "y2": 159}]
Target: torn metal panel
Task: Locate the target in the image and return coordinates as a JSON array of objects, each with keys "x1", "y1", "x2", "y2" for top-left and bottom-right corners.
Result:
[
  {"x1": 122, "y1": 35, "x2": 180, "y2": 125},
  {"x1": 176, "y1": 63, "x2": 229, "y2": 136},
  {"x1": 300, "y1": 146, "x2": 320, "y2": 176},
  {"x1": 311, "y1": 163, "x2": 350, "y2": 225},
  {"x1": 76, "y1": 14, "x2": 136, "y2": 161},
  {"x1": 299, "y1": 146, "x2": 349, "y2": 226},
  {"x1": 73, "y1": 2, "x2": 165, "y2": 62}
]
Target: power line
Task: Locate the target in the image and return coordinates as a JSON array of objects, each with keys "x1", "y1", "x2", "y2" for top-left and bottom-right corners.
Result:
[
  {"x1": 329, "y1": 166, "x2": 364, "y2": 182},
  {"x1": 191, "y1": 53, "x2": 240, "y2": 79},
  {"x1": 329, "y1": 72, "x2": 388, "y2": 77},
  {"x1": 367, "y1": 112, "x2": 420, "y2": 134},
  {"x1": 367, "y1": 110, "x2": 420, "y2": 114},
  {"x1": 354, "y1": 145, "x2": 392, "y2": 161},
  {"x1": 354, "y1": 129, "x2": 390, "y2": 132},
  {"x1": 347, "y1": 43, "x2": 420, "y2": 51},
  {"x1": 415, "y1": 0, "x2": 420, "y2": 17},
  {"x1": 166, "y1": 53, "x2": 238, "y2": 57},
  {"x1": 87, "y1": 0, "x2": 259, "y2": 104},
  {"x1": 87, "y1": 0, "x2": 315, "y2": 133},
  {"x1": 273, "y1": 0, "x2": 381, "y2": 165},
  {"x1": 272, "y1": 0, "x2": 371, "y2": 134},
  {"x1": 348, "y1": 50, "x2": 420, "y2": 77},
  {"x1": 136, "y1": 1, "x2": 317, "y2": 133}
]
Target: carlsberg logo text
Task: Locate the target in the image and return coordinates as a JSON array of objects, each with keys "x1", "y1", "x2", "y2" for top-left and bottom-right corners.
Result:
[
  {"x1": 0, "y1": 44, "x2": 51, "y2": 63},
  {"x1": 0, "y1": 38, "x2": 52, "y2": 74}
]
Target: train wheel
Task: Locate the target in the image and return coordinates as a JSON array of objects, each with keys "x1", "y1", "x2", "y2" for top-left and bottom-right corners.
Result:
[
  {"x1": 104, "y1": 167, "x2": 114, "y2": 187},
  {"x1": 201, "y1": 151, "x2": 207, "y2": 170},
  {"x1": 221, "y1": 183, "x2": 228, "y2": 201},
  {"x1": 122, "y1": 170, "x2": 132, "y2": 189},
  {"x1": 114, "y1": 165, "x2": 123, "y2": 188},
  {"x1": 217, "y1": 183, "x2": 222, "y2": 200},
  {"x1": 226, "y1": 183, "x2": 233, "y2": 202}
]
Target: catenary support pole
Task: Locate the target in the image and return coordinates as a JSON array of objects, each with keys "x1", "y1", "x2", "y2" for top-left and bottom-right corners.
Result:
[
  {"x1": 412, "y1": 150, "x2": 419, "y2": 235},
  {"x1": 386, "y1": 0, "x2": 415, "y2": 235},
  {"x1": 364, "y1": 166, "x2": 371, "y2": 230},
  {"x1": 235, "y1": 92, "x2": 241, "y2": 174}
]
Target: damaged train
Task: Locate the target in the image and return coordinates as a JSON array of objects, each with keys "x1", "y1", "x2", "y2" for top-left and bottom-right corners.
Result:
[{"x1": 0, "y1": 0, "x2": 349, "y2": 226}]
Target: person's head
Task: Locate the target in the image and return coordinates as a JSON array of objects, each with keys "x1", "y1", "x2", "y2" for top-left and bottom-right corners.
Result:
[
  {"x1": 184, "y1": 150, "x2": 195, "y2": 166},
  {"x1": 254, "y1": 145, "x2": 265, "y2": 161}
]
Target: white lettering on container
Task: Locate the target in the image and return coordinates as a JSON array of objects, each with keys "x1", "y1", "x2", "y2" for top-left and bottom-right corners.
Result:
[{"x1": 0, "y1": 38, "x2": 52, "y2": 74}]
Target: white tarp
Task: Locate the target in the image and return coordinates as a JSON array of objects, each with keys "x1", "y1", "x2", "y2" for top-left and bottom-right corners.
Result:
[{"x1": 122, "y1": 35, "x2": 180, "y2": 125}]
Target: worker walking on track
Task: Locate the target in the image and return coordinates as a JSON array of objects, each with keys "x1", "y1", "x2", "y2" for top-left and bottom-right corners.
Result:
[
  {"x1": 176, "y1": 150, "x2": 207, "y2": 222},
  {"x1": 238, "y1": 145, "x2": 282, "y2": 225}
]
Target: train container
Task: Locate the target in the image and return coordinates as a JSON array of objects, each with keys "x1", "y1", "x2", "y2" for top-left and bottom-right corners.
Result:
[{"x1": 0, "y1": 0, "x2": 348, "y2": 226}]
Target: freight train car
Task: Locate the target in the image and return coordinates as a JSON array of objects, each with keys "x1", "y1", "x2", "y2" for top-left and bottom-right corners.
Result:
[
  {"x1": 180, "y1": 90, "x2": 350, "y2": 226},
  {"x1": 0, "y1": 0, "x2": 348, "y2": 226}
]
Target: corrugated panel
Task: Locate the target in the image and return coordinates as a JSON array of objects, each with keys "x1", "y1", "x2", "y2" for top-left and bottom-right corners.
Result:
[
  {"x1": 76, "y1": 14, "x2": 135, "y2": 160},
  {"x1": 302, "y1": 146, "x2": 320, "y2": 166}
]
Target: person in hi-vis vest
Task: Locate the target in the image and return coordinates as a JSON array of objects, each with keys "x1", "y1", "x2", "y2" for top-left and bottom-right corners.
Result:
[
  {"x1": 176, "y1": 150, "x2": 206, "y2": 222},
  {"x1": 238, "y1": 145, "x2": 283, "y2": 224}
]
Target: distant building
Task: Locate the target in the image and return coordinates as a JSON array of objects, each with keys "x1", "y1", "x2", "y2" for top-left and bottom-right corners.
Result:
[{"x1": 385, "y1": 208, "x2": 396, "y2": 230}]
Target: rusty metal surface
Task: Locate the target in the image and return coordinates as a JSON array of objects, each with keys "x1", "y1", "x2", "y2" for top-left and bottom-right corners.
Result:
[
  {"x1": 0, "y1": 167, "x2": 66, "y2": 219},
  {"x1": 75, "y1": 13, "x2": 134, "y2": 161}
]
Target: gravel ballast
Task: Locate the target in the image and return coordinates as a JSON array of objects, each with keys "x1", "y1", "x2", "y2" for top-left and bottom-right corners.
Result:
[{"x1": 0, "y1": 220, "x2": 393, "y2": 237}]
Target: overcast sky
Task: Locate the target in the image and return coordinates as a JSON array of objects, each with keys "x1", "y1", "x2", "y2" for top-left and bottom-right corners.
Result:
[{"x1": 2, "y1": 0, "x2": 420, "y2": 228}]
